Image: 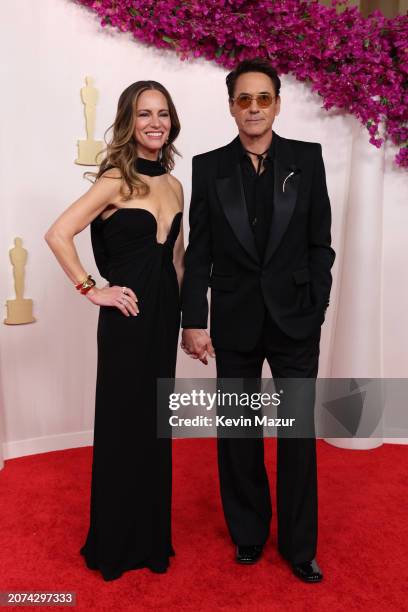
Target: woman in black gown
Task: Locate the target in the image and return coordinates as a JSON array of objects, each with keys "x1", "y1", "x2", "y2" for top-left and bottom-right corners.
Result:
[{"x1": 44, "y1": 81, "x2": 184, "y2": 580}]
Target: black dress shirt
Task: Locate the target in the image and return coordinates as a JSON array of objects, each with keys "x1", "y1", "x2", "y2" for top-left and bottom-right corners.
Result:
[{"x1": 238, "y1": 136, "x2": 275, "y2": 261}]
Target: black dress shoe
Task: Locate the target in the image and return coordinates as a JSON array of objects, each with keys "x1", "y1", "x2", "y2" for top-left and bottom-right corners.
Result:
[
  {"x1": 236, "y1": 545, "x2": 263, "y2": 564},
  {"x1": 292, "y1": 559, "x2": 323, "y2": 582}
]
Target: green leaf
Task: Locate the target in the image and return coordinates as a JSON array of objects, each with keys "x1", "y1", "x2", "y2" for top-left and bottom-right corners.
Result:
[
  {"x1": 363, "y1": 39, "x2": 370, "y2": 48},
  {"x1": 162, "y1": 35, "x2": 175, "y2": 44},
  {"x1": 215, "y1": 47, "x2": 223, "y2": 58},
  {"x1": 128, "y1": 7, "x2": 139, "y2": 17}
]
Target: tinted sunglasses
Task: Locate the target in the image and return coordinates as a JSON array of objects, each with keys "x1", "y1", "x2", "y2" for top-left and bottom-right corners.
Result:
[{"x1": 231, "y1": 93, "x2": 276, "y2": 109}]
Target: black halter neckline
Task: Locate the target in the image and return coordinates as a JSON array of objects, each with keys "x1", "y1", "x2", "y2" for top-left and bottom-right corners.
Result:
[{"x1": 135, "y1": 156, "x2": 166, "y2": 176}]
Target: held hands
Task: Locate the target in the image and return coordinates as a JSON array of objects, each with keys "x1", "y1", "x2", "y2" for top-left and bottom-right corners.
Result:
[
  {"x1": 181, "y1": 329, "x2": 215, "y2": 365},
  {"x1": 86, "y1": 284, "x2": 139, "y2": 317}
]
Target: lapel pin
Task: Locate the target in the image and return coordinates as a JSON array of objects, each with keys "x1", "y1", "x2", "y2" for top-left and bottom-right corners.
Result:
[
  {"x1": 282, "y1": 171, "x2": 295, "y2": 193},
  {"x1": 282, "y1": 167, "x2": 300, "y2": 193}
]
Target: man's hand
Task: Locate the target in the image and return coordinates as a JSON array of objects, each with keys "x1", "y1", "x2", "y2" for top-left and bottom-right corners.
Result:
[{"x1": 181, "y1": 329, "x2": 215, "y2": 365}]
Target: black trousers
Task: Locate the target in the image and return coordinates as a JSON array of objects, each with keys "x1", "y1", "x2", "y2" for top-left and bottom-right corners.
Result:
[{"x1": 215, "y1": 312, "x2": 321, "y2": 565}]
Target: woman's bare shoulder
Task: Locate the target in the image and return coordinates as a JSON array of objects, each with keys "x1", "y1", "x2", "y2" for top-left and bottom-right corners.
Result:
[
  {"x1": 167, "y1": 173, "x2": 183, "y2": 194},
  {"x1": 99, "y1": 166, "x2": 122, "y2": 180}
]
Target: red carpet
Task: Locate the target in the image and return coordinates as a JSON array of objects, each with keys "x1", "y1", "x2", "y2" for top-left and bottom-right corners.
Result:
[{"x1": 0, "y1": 439, "x2": 406, "y2": 611}]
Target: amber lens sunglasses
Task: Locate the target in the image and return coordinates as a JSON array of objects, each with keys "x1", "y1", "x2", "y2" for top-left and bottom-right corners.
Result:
[{"x1": 231, "y1": 93, "x2": 276, "y2": 109}]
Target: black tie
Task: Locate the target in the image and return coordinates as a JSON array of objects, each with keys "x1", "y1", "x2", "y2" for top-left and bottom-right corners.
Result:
[{"x1": 244, "y1": 148, "x2": 269, "y2": 175}]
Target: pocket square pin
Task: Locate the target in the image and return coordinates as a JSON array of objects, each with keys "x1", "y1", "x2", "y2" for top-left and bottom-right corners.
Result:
[{"x1": 282, "y1": 167, "x2": 300, "y2": 193}]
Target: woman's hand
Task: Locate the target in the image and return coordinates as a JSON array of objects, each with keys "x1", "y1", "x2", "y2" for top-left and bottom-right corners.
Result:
[{"x1": 86, "y1": 284, "x2": 139, "y2": 317}]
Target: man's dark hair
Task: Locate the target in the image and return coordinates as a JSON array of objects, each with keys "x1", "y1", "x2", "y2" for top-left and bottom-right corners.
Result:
[{"x1": 226, "y1": 58, "x2": 281, "y2": 100}]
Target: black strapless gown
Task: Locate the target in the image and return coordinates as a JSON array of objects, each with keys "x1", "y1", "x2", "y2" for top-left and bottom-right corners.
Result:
[{"x1": 80, "y1": 207, "x2": 182, "y2": 581}]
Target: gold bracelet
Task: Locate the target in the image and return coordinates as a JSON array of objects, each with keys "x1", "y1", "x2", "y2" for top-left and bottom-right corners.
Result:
[{"x1": 75, "y1": 274, "x2": 96, "y2": 295}]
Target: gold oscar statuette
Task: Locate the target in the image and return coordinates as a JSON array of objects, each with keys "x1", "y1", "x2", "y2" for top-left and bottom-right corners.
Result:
[
  {"x1": 75, "y1": 76, "x2": 104, "y2": 166},
  {"x1": 4, "y1": 237, "x2": 35, "y2": 325}
]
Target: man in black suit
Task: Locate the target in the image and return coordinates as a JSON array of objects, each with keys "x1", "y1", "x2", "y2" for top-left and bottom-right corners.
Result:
[{"x1": 181, "y1": 58, "x2": 335, "y2": 583}]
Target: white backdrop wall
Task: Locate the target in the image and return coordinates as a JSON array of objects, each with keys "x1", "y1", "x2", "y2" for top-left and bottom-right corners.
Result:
[{"x1": 1, "y1": 0, "x2": 407, "y2": 466}]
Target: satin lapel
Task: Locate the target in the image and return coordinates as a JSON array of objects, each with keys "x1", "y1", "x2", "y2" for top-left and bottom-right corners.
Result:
[
  {"x1": 263, "y1": 134, "x2": 301, "y2": 267},
  {"x1": 216, "y1": 138, "x2": 260, "y2": 264}
]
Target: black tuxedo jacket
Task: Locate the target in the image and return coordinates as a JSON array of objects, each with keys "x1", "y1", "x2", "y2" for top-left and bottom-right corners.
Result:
[{"x1": 181, "y1": 130, "x2": 336, "y2": 351}]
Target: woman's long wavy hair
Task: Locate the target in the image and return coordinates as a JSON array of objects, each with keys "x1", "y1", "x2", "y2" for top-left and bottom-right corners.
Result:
[{"x1": 85, "y1": 80, "x2": 181, "y2": 199}]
